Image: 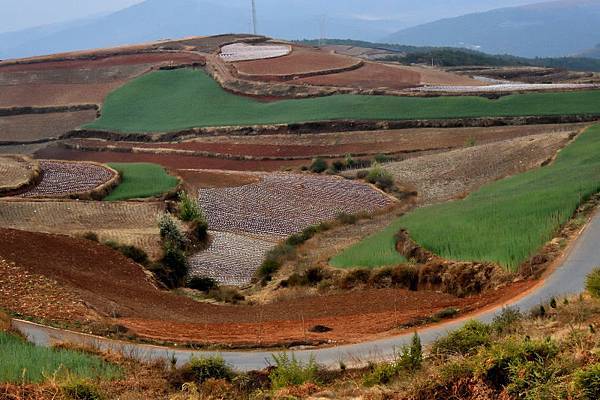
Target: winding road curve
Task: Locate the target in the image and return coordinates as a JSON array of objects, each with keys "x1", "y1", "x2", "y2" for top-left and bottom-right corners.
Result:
[{"x1": 12, "y1": 213, "x2": 600, "y2": 371}]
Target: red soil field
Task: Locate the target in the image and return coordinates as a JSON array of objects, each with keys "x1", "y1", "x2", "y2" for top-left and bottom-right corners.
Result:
[
  {"x1": 0, "y1": 228, "x2": 535, "y2": 346},
  {"x1": 68, "y1": 123, "x2": 584, "y2": 159},
  {"x1": 295, "y1": 62, "x2": 421, "y2": 90},
  {"x1": 0, "y1": 82, "x2": 124, "y2": 108},
  {"x1": 233, "y1": 46, "x2": 360, "y2": 78},
  {"x1": 35, "y1": 147, "x2": 309, "y2": 172},
  {"x1": 0, "y1": 111, "x2": 97, "y2": 143},
  {"x1": 0, "y1": 52, "x2": 205, "y2": 73}
]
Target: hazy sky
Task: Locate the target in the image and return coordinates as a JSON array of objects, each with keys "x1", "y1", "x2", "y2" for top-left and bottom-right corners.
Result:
[{"x1": 0, "y1": 0, "x2": 144, "y2": 33}]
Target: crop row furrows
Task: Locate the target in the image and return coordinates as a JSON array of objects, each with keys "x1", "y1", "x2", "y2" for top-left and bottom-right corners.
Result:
[
  {"x1": 21, "y1": 161, "x2": 114, "y2": 198},
  {"x1": 199, "y1": 173, "x2": 393, "y2": 236},
  {"x1": 188, "y1": 232, "x2": 275, "y2": 286}
]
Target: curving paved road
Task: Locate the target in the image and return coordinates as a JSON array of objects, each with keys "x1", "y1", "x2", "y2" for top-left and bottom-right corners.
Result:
[{"x1": 12, "y1": 213, "x2": 600, "y2": 371}]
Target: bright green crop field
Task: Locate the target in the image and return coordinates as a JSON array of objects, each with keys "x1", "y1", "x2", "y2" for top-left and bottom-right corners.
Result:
[
  {"x1": 87, "y1": 68, "x2": 600, "y2": 133},
  {"x1": 0, "y1": 332, "x2": 121, "y2": 383},
  {"x1": 333, "y1": 125, "x2": 600, "y2": 271},
  {"x1": 105, "y1": 162, "x2": 178, "y2": 201}
]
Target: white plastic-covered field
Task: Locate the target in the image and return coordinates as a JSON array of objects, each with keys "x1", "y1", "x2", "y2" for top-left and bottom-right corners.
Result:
[
  {"x1": 219, "y1": 43, "x2": 291, "y2": 62},
  {"x1": 20, "y1": 160, "x2": 115, "y2": 198},
  {"x1": 199, "y1": 172, "x2": 395, "y2": 236},
  {"x1": 412, "y1": 83, "x2": 600, "y2": 93},
  {"x1": 188, "y1": 231, "x2": 276, "y2": 286}
]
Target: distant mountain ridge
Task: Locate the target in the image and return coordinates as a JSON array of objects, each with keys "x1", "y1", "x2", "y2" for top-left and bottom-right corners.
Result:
[
  {"x1": 386, "y1": 0, "x2": 600, "y2": 58},
  {"x1": 0, "y1": 0, "x2": 537, "y2": 60}
]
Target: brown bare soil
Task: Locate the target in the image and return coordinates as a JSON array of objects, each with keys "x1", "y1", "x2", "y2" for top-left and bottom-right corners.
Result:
[
  {"x1": 0, "y1": 52, "x2": 205, "y2": 73},
  {"x1": 0, "y1": 257, "x2": 99, "y2": 323},
  {"x1": 88, "y1": 123, "x2": 585, "y2": 159},
  {"x1": 35, "y1": 146, "x2": 309, "y2": 171},
  {"x1": 0, "y1": 155, "x2": 38, "y2": 193},
  {"x1": 0, "y1": 200, "x2": 164, "y2": 259},
  {"x1": 295, "y1": 62, "x2": 421, "y2": 90},
  {"x1": 401, "y1": 64, "x2": 486, "y2": 86},
  {"x1": 0, "y1": 52, "x2": 205, "y2": 107},
  {"x1": 0, "y1": 82, "x2": 125, "y2": 108},
  {"x1": 0, "y1": 110, "x2": 97, "y2": 143},
  {"x1": 233, "y1": 46, "x2": 360, "y2": 78},
  {"x1": 366, "y1": 132, "x2": 575, "y2": 204},
  {"x1": 177, "y1": 169, "x2": 261, "y2": 192},
  {"x1": 0, "y1": 228, "x2": 533, "y2": 347}
]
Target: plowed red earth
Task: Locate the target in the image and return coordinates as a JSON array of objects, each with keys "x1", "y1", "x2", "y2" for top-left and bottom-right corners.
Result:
[
  {"x1": 0, "y1": 228, "x2": 534, "y2": 347},
  {"x1": 67, "y1": 123, "x2": 585, "y2": 159},
  {"x1": 233, "y1": 46, "x2": 359, "y2": 77},
  {"x1": 0, "y1": 53, "x2": 205, "y2": 73},
  {"x1": 295, "y1": 62, "x2": 421, "y2": 90},
  {"x1": 35, "y1": 147, "x2": 309, "y2": 171}
]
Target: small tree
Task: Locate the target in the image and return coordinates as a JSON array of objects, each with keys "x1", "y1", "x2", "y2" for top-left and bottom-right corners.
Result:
[
  {"x1": 366, "y1": 163, "x2": 395, "y2": 191},
  {"x1": 310, "y1": 157, "x2": 328, "y2": 173},
  {"x1": 159, "y1": 213, "x2": 187, "y2": 250},
  {"x1": 178, "y1": 191, "x2": 203, "y2": 222}
]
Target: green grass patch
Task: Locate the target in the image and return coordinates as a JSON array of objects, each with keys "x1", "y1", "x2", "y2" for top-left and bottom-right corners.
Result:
[
  {"x1": 334, "y1": 125, "x2": 600, "y2": 271},
  {"x1": 330, "y1": 219, "x2": 407, "y2": 268},
  {"x1": 104, "y1": 162, "x2": 178, "y2": 201},
  {"x1": 0, "y1": 332, "x2": 122, "y2": 383},
  {"x1": 87, "y1": 68, "x2": 600, "y2": 133}
]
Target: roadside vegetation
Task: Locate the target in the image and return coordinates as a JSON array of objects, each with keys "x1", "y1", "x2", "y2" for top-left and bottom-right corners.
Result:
[
  {"x1": 336, "y1": 125, "x2": 600, "y2": 271},
  {"x1": 0, "y1": 332, "x2": 121, "y2": 384},
  {"x1": 104, "y1": 162, "x2": 178, "y2": 201},
  {"x1": 87, "y1": 69, "x2": 600, "y2": 133}
]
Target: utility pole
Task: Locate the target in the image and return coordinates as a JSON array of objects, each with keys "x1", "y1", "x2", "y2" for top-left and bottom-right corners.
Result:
[{"x1": 251, "y1": 0, "x2": 258, "y2": 35}]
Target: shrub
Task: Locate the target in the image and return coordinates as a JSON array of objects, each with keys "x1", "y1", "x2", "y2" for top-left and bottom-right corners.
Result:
[
  {"x1": 179, "y1": 356, "x2": 235, "y2": 385},
  {"x1": 401, "y1": 333, "x2": 423, "y2": 371},
  {"x1": 61, "y1": 381, "x2": 103, "y2": 400},
  {"x1": 309, "y1": 158, "x2": 328, "y2": 173},
  {"x1": 282, "y1": 267, "x2": 327, "y2": 288},
  {"x1": 82, "y1": 232, "x2": 99, "y2": 242},
  {"x1": 433, "y1": 307, "x2": 460, "y2": 321},
  {"x1": 345, "y1": 154, "x2": 355, "y2": 168},
  {"x1": 479, "y1": 337, "x2": 559, "y2": 392},
  {"x1": 363, "y1": 362, "x2": 398, "y2": 386},
  {"x1": 208, "y1": 287, "x2": 245, "y2": 304},
  {"x1": 118, "y1": 245, "x2": 149, "y2": 265},
  {"x1": 257, "y1": 259, "x2": 282, "y2": 280},
  {"x1": 492, "y1": 307, "x2": 523, "y2": 335},
  {"x1": 391, "y1": 265, "x2": 419, "y2": 290},
  {"x1": 189, "y1": 218, "x2": 209, "y2": 243},
  {"x1": 331, "y1": 160, "x2": 346, "y2": 172},
  {"x1": 159, "y1": 213, "x2": 187, "y2": 250},
  {"x1": 374, "y1": 154, "x2": 392, "y2": 163},
  {"x1": 188, "y1": 276, "x2": 218, "y2": 292},
  {"x1": 574, "y1": 363, "x2": 600, "y2": 400},
  {"x1": 432, "y1": 320, "x2": 492, "y2": 357},
  {"x1": 366, "y1": 164, "x2": 395, "y2": 191},
  {"x1": 336, "y1": 212, "x2": 358, "y2": 225},
  {"x1": 356, "y1": 170, "x2": 368, "y2": 180},
  {"x1": 586, "y1": 268, "x2": 600, "y2": 298},
  {"x1": 178, "y1": 191, "x2": 202, "y2": 222},
  {"x1": 269, "y1": 354, "x2": 318, "y2": 389},
  {"x1": 160, "y1": 243, "x2": 189, "y2": 287},
  {"x1": 341, "y1": 269, "x2": 372, "y2": 289}
]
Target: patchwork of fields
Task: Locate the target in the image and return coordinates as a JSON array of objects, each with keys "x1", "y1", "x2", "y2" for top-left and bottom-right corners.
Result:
[
  {"x1": 335, "y1": 125, "x2": 600, "y2": 271},
  {"x1": 88, "y1": 68, "x2": 600, "y2": 133}
]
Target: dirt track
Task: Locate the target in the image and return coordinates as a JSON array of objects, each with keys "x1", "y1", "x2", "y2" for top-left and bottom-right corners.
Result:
[{"x1": 0, "y1": 228, "x2": 533, "y2": 347}]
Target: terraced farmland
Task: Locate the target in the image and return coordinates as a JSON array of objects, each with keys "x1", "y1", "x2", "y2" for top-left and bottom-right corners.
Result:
[
  {"x1": 104, "y1": 162, "x2": 179, "y2": 201},
  {"x1": 0, "y1": 200, "x2": 164, "y2": 258},
  {"x1": 19, "y1": 160, "x2": 116, "y2": 198},
  {"x1": 199, "y1": 173, "x2": 395, "y2": 236},
  {"x1": 0, "y1": 155, "x2": 38, "y2": 194},
  {"x1": 188, "y1": 232, "x2": 277, "y2": 286},
  {"x1": 88, "y1": 68, "x2": 600, "y2": 133},
  {"x1": 335, "y1": 124, "x2": 600, "y2": 271}
]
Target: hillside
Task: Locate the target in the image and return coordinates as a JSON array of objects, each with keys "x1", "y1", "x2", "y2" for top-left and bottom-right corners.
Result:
[
  {"x1": 0, "y1": 0, "x2": 536, "y2": 60},
  {"x1": 386, "y1": 0, "x2": 600, "y2": 58},
  {"x1": 580, "y1": 44, "x2": 600, "y2": 59}
]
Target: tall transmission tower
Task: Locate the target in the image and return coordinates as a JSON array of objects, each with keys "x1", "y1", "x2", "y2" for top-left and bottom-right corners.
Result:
[{"x1": 251, "y1": 0, "x2": 258, "y2": 35}]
